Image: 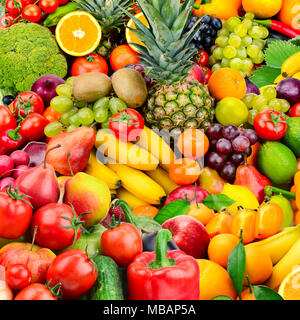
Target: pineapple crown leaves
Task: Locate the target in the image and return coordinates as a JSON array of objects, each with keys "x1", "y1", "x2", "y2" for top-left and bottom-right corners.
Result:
[{"x1": 121, "y1": 0, "x2": 200, "y2": 84}]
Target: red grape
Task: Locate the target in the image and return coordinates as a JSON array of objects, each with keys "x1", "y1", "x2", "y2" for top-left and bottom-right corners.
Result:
[
  {"x1": 219, "y1": 162, "x2": 236, "y2": 182},
  {"x1": 228, "y1": 153, "x2": 244, "y2": 166},
  {"x1": 216, "y1": 138, "x2": 232, "y2": 155},
  {"x1": 232, "y1": 136, "x2": 250, "y2": 153},
  {"x1": 240, "y1": 129, "x2": 258, "y2": 145},
  {"x1": 206, "y1": 152, "x2": 225, "y2": 170},
  {"x1": 207, "y1": 123, "x2": 223, "y2": 139},
  {"x1": 222, "y1": 125, "x2": 240, "y2": 140}
]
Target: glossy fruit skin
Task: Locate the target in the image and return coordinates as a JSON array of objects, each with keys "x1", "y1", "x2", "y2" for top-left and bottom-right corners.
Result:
[
  {"x1": 0, "y1": 105, "x2": 17, "y2": 132},
  {"x1": 0, "y1": 190, "x2": 32, "y2": 239},
  {"x1": 46, "y1": 249, "x2": 97, "y2": 300},
  {"x1": 39, "y1": 0, "x2": 59, "y2": 13},
  {"x1": 231, "y1": 208, "x2": 257, "y2": 244},
  {"x1": 10, "y1": 91, "x2": 44, "y2": 118},
  {"x1": 169, "y1": 158, "x2": 201, "y2": 186},
  {"x1": 198, "y1": 166, "x2": 226, "y2": 195},
  {"x1": 21, "y1": 4, "x2": 42, "y2": 23},
  {"x1": 289, "y1": 103, "x2": 300, "y2": 117},
  {"x1": 5, "y1": 0, "x2": 22, "y2": 15},
  {"x1": 42, "y1": 107, "x2": 61, "y2": 123},
  {"x1": 101, "y1": 223, "x2": 142, "y2": 268},
  {"x1": 109, "y1": 108, "x2": 144, "y2": 142},
  {"x1": 71, "y1": 53, "x2": 108, "y2": 76},
  {"x1": 164, "y1": 185, "x2": 209, "y2": 205},
  {"x1": 0, "y1": 13, "x2": 15, "y2": 29},
  {"x1": 110, "y1": 45, "x2": 140, "y2": 71},
  {"x1": 194, "y1": 50, "x2": 209, "y2": 66},
  {"x1": 14, "y1": 283, "x2": 58, "y2": 300},
  {"x1": 254, "y1": 109, "x2": 287, "y2": 141},
  {"x1": 30, "y1": 203, "x2": 82, "y2": 251},
  {"x1": 279, "y1": 0, "x2": 300, "y2": 28},
  {"x1": 5, "y1": 264, "x2": 32, "y2": 291},
  {"x1": 19, "y1": 113, "x2": 49, "y2": 141},
  {"x1": 206, "y1": 211, "x2": 233, "y2": 239}
]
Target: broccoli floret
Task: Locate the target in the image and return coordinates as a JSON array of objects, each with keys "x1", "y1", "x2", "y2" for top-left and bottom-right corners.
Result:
[{"x1": 0, "y1": 23, "x2": 68, "y2": 93}]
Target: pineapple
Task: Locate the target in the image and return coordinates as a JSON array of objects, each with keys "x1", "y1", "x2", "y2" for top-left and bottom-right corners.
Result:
[
  {"x1": 74, "y1": 0, "x2": 136, "y2": 57},
  {"x1": 125, "y1": 0, "x2": 215, "y2": 132}
]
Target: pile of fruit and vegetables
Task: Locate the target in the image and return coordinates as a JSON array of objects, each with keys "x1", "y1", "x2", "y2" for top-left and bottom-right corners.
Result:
[{"x1": 0, "y1": 0, "x2": 300, "y2": 301}]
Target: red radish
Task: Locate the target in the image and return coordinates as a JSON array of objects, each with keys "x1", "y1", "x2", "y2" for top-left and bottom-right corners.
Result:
[
  {"x1": 0, "y1": 177, "x2": 15, "y2": 191},
  {"x1": 13, "y1": 165, "x2": 29, "y2": 179},
  {"x1": 0, "y1": 155, "x2": 14, "y2": 178},
  {"x1": 10, "y1": 150, "x2": 30, "y2": 167}
]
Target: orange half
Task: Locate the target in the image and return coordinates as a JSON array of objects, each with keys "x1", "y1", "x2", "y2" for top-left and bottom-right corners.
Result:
[
  {"x1": 278, "y1": 266, "x2": 300, "y2": 300},
  {"x1": 55, "y1": 11, "x2": 102, "y2": 57},
  {"x1": 126, "y1": 12, "x2": 149, "y2": 53}
]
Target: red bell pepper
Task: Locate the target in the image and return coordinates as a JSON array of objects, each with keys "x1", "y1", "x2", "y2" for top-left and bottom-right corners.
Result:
[
  {"x1": 127, "y1": 229, "x2": 200, "y2": 300},
  {"x1": 0, "y1": 126, "x2": 25, "y2": 155},
  {"x1": 0, "y1": 106, "x2": 17, "y2": 132}
]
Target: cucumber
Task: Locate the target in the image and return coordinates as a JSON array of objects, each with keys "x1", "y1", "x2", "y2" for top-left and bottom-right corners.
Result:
[{"x1": 90, "y1": 255, "x2": 124, "y2": 300}]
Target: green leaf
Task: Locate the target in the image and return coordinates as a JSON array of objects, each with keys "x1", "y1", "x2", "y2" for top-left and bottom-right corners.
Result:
[
  {"x1": 227, "y1": 240, "x2": 246, "y2": 299},
  {"x1": 253, "y1": 286, "x2": 283, "y2": 300},
  {"x1": 202, "y1": 194, "x2": 235, "y2": 211},
  {"x1": 154, "y1": 200, "x2": 190, "y2": 224},
  {"x1": 211, "y1": 295, "x2": 233, "y2": 300},
  {"x1": 249, "y1": 65, "x2": 281, "y2": 88},
  {"x1": 265, "y1": 40, "x2": 300, "y2": 69},
  {"x1": 289, "y1": 36, "x2": 300, "y2": 47}
]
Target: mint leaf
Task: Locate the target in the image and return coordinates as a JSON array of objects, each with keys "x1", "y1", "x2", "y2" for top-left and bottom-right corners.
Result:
[
  {"x1": 250, "y1": 65, "x2": 281, "y2": 88},
  {"x1": 265, "y1": 40, "x2": 300, "y2": 68},
  {"x1": 253, "y1": 286, "x2": 283, "y2": 300},
  {"x1": 154, "y1": 200, "x2": 190, "y2": 224},
  {"x1": 202, "y1": 194, "x2": 235, "y2": 211},
  {"x1": 227, "y1": 239, "x2": 246, "y2": 299}
]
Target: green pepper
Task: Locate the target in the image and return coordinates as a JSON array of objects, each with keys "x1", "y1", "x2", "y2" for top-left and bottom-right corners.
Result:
[{"x1": 43, "y1": 2, "x2": 80, "y2": 27}]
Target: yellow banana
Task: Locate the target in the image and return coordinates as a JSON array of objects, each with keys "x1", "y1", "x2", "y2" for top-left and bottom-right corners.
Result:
[
  {"x1": 146, "y1": 166, "x2": 179, "y2": 195},
  {"x1": 267, "y1": 236, "x2": 300, "y2": 290},
  {"x1": 281, "y1": 51, "x2": 300, "y2": 78},
  {"x1": 107, "y1": 163, "x2": 166, "y2": 204},
  {"x1": 85, "y1": 152, "x2": 122, "y2": 189},
  {"x1": 274, "y1": 74, "x2": 285, "y2": 84},
  {"x1": 292, "y1": 71, "x2": 300, "y2": 81},
  {"x1": 117, "y1": 188, "x2": 148, "y2": 210},
  {"x1": 95, "y1": 129, "x2": 159, "y2": 171},
  {"x1": 136, "y1": 126, "x2": 175, "y2": 172},
  {"x1": 246, "y1": 225, "x2": 300, "y2": 265}
]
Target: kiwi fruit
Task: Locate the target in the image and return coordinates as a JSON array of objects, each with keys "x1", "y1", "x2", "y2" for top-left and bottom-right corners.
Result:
[
  {"x1": 112, "y1": 68, "x2": 148, "y2": 108},
  {"x1": 72, "y1": 72, "x2": 112, "y2": 102}
]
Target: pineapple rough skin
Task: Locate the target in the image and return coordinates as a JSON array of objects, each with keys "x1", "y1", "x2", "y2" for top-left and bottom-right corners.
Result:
[{"x1": 0, "y1": 23, "x2": 68, "y2": 93}]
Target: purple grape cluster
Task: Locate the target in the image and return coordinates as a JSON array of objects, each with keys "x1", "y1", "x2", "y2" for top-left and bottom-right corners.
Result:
[
  {"x1": 125, "y1": 63, "x2": 153, "y2": 88},
  {"x1": 205, "y1": 124, "x2": 258, "y2": 182}
]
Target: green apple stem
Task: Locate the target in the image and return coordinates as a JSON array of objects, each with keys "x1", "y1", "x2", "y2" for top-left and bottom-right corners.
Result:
[
  {"x1": 44, "y1": 144, "x2": 61, "y2": 169},
  {"x1": 30, "y1": 225, "x2": 38, "y2": 251}
]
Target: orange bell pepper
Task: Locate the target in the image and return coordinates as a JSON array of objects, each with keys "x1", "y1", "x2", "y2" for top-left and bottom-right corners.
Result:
[
  {"x1": 279, "y1": 0, "x2": 300, "y2": 30},
  {"x1": 193, "y1": 0, "x2": 242, "y2": 20}
]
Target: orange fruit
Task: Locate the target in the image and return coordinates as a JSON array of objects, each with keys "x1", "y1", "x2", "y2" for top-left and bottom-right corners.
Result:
[
  {"x1": 197, "y1": 259, "x2": 237, "y2": 300},
  {"x1": 169, "y1": 158, "x2": 201, "y2": 186},
  {"x1": 207, "y1": 233, "x2": 240, "y2": 268},
  {"x1": 294, "y1": 210, "x2": 300, "y2": 225},
  {"x1": 187, "y1": 203, "x2": 215, "y2": 226},
  {"x1": 55, "y1": 11, "x2": 102, "y2": 56},
  {"x1": 177, "y1": 129, "x2": 209, "y2": 159},
  {"x1": 208, "y1": 68, "x2": 246, "y2": 101},
  {"x1": 133, "y1": 205, "x2": 159, "y2": 218},
  {"x1": 278, "y1": 266, "x2": 300, "y2": 300},
  {"x1": 242, "y1": 0, "x2": 282, "y2": 19},
  {"x1": 279, "y1": 0, "x2": 300, "y2": 28},
  {"x1": 206, "y1": 211, "x2": 234, "y2": 239},
  {"x1": 125, "y1": 12, "x2": 149, "y2": 53},
  {"x1": 231, "y1": 208, "x2": 257, "y2": 244},
  {"x1": 236, "y1": 287, "x2": 256, "y2": 300},
  {"x1": 244, "y1": 245, "x2": 273, "y2": 285}
]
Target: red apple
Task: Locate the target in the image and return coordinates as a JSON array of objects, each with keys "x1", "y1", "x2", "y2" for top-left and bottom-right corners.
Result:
[
  {"x1": 0, "y1": 243, "x2": 55, "y2": 283},
  {"x1": 164, "y1": 185, "x2": 209, "y2": 205},
  {"x1": 162, "y1": 215, "x2": 210, "y2": 258}
]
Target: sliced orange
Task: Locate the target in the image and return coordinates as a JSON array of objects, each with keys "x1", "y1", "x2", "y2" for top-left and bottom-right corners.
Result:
[
  {"x1": 126, "y1": 12, "x2": 149, "y2": 53},
  {"x1": 55, "y1": 11, "x2": 102, "y2": 57},
  {"x1": 278, "y1": 265, "x2": 300, "y2": 300}
]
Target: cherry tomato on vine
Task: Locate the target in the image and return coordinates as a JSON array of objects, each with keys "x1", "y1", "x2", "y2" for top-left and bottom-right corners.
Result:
[
  {"x1": 202, "y1": 66, "x2": 212, "y2": 84},
  {"x1": 19, "y1": 113, "x2": 49, "y2": 141},
  {"x1": 194, "y1": 50, "x2": 209, "y2": 67},
  {"x1": 254, "y1": 109, "x2": 287, "y2": 141},
  {"x1": 101, "y1": 222, "x2": 142, "y2": 268},
  {"x1": 46, "y1": 249, "x2": 97, "y2": 300},
  {"x1": 58, "y1": 0, "x2": 68, "y2": 4},
  {"x1": 71, "y1": 53, "x2": 108, "y2": 76},
  {"x1": 21, "y1": 4, "x2": 42, "y2": 23},
  {"x1": 38, "y1": 0, "x2": 59, "y2": 14},
  {"x1": 169, "y1": 158, "x2": 201, "y2": 186},
  {"x1": 289, "y1": 103, "x2": 300, "y2": 117},
  {"x1": 0, "y1": 13, "x2": 16, "y2": 29},
  {"x1": 10, "y1": 91, "x2": 44, "y2": 118},
  {"x1": 14, "y1": 283, "x2": 60, "y2": 300},
  {"x1": 109, "y1": 108, "x2": 144, "y2": 142},
  {"x1": 6, "y1": 264, "x2": 32, "y2": 291},
  {"x1": 5, "y1": 0, "x2": 22, "y2": 15},
  {"x1": 20, "y1": 0, "x2": 34, "y2": 6},
  {"x1": 110, "y1": 44, "x2": 140, "y2": 71}
]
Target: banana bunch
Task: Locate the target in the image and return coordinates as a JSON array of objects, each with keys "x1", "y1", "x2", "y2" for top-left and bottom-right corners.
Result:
[
  {"x1": 84, "y1": 126, "x2": 177, "y2": 208},
  {"x1": 274, "y1": 51, "x2": 300, "y2": 83}
]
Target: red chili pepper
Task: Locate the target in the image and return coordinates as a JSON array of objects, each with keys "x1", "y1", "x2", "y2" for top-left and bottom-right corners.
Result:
[
  {"x1": 254, "y1": 19, "x2": 300, "y2": 38},
  {"x1": 0, "y1": 126, "x2": 25, "y2": 155},
  {"x1": 127, "y1": 229, "x2": 200, "y2": 300}
]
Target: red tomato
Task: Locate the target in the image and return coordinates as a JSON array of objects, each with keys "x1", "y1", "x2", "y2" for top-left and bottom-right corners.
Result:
[
  {"x1": 38, "y1": 0, "x2": 59, "y2": 13},
  {"x1": 71, "y1": 54, "x2": 108, "y2": 76},
  {"x1": 21, "y1": 4, "x2": 42, "y2": 23},
  {"x1": 110, "y1": 45, "x2": 140, "y2": 71},
  {"x1": 289, "y1": 103, "x2": 300, "y2": 117},
  {"x1": 0, "y1": 13, "x2": 16, "y2": 29},
  {"x1": 5, "y1": 0, "x2": 22, "y2": 15},
  {"x1": 254, "y1": 109, "x2": 287, "y2": 141},
  {"x1": 19, "y1": 113, "x2": 49, "y2": 141},
  {"x1": 30, "y1": 203, "x2": 83, "y2": 251},
  {"x1": 42, "y1": 106, "x2": 61, "y2": 123},
  {"x1": 10, "y1": 91, "x2": 44, "y2": 118},
  {"x1": 58, "y1": 0, "x2": 68, "y2": 4},
  {"x1": 202, "y1": 66, "x2": 212, "y2": 84},
  {"x1": 109, "y1": 108, "x2": 144, "y2": 142},
  {"x1": 14, "y1": 283, "x2": 58, "y2": 300},
  {"x1": 0, "y1": 188, "x2": 32, "y2": 239},
  {"x1": 194, "y1": 50, "x2": 209, "y2": 67},
  {"x1": 20, "y1": 0, "x2": 35, "y2": 6},
  {"x1": 6, "y1": 264, "x2": 32, "y2": 291},
  {"x1": 46, "y1": 249, "x2": 97, "y2": 299},
  {"x1": 101, "y1": 223, "x2": 142, "y2": 268},
  {"x1": 0, "y1": 105, "x2": 17, "y2": 132}
]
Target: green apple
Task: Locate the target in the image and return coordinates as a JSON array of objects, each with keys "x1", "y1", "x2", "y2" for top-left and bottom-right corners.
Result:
[{"x1": 216, "y1": 97, "x2": 248, "y2": 126}]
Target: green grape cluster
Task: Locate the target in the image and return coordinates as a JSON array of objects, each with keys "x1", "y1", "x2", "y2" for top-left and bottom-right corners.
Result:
[
  {"x1": 44, "y1": 76, "x2": 127, "y2": 138},
  {"x1": 242, "y1": 86, "x2": 291, "y2": 125},
  {"x1": 209, "y1": 12, "x2": 269, "y2": 77}
]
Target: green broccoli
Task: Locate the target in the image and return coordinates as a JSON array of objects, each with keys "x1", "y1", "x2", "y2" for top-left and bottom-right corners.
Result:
[{"x1": 0, "y1": 23, "x2": 68, "y2": 93}]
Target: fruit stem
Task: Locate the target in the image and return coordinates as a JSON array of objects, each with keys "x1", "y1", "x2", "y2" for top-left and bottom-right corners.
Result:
[
  {"x1": 31, "y1": 225, "x2": 38, "y2": 251},
  {"x1": 66, "y1": 152, "x2": 74, "y2": 176},
  {"x1": 264, "y1": 186, "x2": 296, "y2": 200},
  {"x1": 44, "y1": 144, "x2": 61, "y2": 169}
]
